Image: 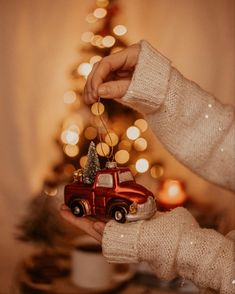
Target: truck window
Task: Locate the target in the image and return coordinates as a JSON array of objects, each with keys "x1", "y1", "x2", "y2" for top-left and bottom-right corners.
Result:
[
  {"x1": 96, "y1": 174, "x2": 113, "y2": 188},
  {"x1": 119, "y1": 171, "x2": 134, "y2": 183}
]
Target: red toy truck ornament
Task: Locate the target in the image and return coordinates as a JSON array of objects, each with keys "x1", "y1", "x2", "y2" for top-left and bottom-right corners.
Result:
[{"x1": 64, "y1": 162, "x2": 157, "y2": 223}]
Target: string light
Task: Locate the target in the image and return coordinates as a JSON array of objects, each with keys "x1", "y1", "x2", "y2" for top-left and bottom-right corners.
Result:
[
  {"x1": 126, "y1": 126, "x2": 140, "y2": 140},
  {"x1": 64, "y1": 145, "x2": 79, "y2": 157},
  {"x1": 135, "y1": 158, "x2": 149, "y2": 173},
  {"x1": 113, "y1": 25, "x2": 127, "y2": 36},
  {"x1": 115, "y1": 150, "x2": 130, "y2": 164},
  {"x1": 63, "y1": 91, "x2": 77, "y2": 104},
  {"x1": 91, "y1": 102, "x2": 105, "y2": 115},
  {"x1": 78, "y1": 63, "x2": 92, "y2": 76},
  {"x1": 93, "y1": 8, "x2": 107, "y2": 18},
  {"x1": 81, "y1": 31, "x2": 94, "y2": 43},
  {"x1": 105, "y1": 132, "x2": 119, "y2": 146},
  {"x1": 134, "y1": 138, "x2": 147, "y2": 151},
  {"x1": 96, "y1": 142, "x2": 110, "y2": 156},
  {"x1": 134, "y1": 119, "x2": 148, "y2": 132},
  {"x1": 102, "y1": 35, "x2": 115, "y2": 48}
]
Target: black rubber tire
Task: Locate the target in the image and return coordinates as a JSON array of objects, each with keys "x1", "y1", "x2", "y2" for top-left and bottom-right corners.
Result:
[
  {"x1": 70, "y1": 201, "x2": 84, "y2": 217},
  {"x1": 112, "y1": 206, "x2": 126, "y2": 223}
]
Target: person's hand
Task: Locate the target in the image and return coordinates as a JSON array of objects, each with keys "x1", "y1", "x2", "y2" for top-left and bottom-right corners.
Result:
[
  {"x1": 60, "y1": 204, "x2": 106, "y2": 243},
  {"x1": 83, "y1": 43, "x2": 140, "y2": 104}
]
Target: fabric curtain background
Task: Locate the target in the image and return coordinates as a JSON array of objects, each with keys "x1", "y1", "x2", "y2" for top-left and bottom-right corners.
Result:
[{"x1": 0, "y1": 0, "x2": 234, "y2": 292}]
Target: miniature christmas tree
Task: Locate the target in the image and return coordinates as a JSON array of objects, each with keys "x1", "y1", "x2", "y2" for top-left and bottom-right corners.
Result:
[{"x1": 83, "y1": 141, "x2": 100, "y2": 184}]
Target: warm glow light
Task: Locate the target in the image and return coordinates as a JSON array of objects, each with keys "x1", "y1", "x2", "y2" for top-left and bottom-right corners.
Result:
[
  {"x1": 150, "y1": 164, "x2": 164, "y2": 178},
  {"x1": 84, "y1": 126, "x2": 98, "y2": 140},
  {"x1": 111, "y1": 46, "x2": 124, "y2": 54},
  {"x1": 115, "y1": 150, "x2": 130, "y2": 164},
  {"x1": 86, "y1": 13, "x2": 97, "y2": 23},
  {"x1": 135, "y1": 158, "x2": 149, "y2": 173},
  {"x1": 61, "y1": 130, "x2": 79, "y2": 145},
  {"x1": 63, "y1": 91, "x2": 77, "y2": 104},
  {"x1": 64, "y1": 145, "x2": 79, "y2": 157},
  {"x1": 81, "y1": 31, "x2": 94, "y2": 43},
  {"x1": 96, "y1": 0, "x2": 109, "y2": 7},
  {"x1": 134, "y1": 138, "x2": 147, "y2": 151},
  {"x1": 91, "y1": 35, "x2": 103, "y2": 47},
  {"x1": 102, "y1": 35, "x2": 115, "y2": 48},
  {"x1": 105, "y1": 132, "x2": 119, "y2": 146},
  {"x1": 93, "y1": 8, "x2": 107, "y2": 18},
  {"x1": 91, "y1": 102, "x2": 105, "y2": 115},
  {"x1": 126, "y1": 126, "x2": 140, "y2": 140},
  {"x1": 63, "y1": 164, "x2": 76, "y2": 176},
  {"x1": 118, "y1": 140, "x2": 132, "y2": 152},
  {"x1": 158, "y1": 180, "x2": 187, "y2": 207},
  {"x1": 134, "y1": 119, "x2": 148, "y2": 132},
  {"x1": 78, "y1": 63, "x2": 92, "y2": 76},
  {"x1": 90, "y1": 55, "x2": 102, "y2": 65},
  {"x1": 113, "y1": 25, "x2": 127, "y2": 36},
  {"x1": 80, "y1": 156, "x2": 88, "y2": 168},
  {"x1": 96, "y1": 142, "x2": 110, "y2": 157},
  {"x1": 44, "y1": 187, "x2": 58, "y2": 197}
]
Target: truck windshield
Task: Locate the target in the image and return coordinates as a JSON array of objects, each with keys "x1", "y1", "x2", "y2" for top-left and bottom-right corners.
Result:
[{"x1": 119, "y1": 171, "x2": 134, "y2": 183}]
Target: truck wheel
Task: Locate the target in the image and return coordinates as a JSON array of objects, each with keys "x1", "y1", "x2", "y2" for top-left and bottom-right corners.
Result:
[
  {"x1": 112, "y1": 207, "x2": 126, "y2": 223},
  {"x1": 71, "y1": 201, "x2": 84, "y2": 217}
]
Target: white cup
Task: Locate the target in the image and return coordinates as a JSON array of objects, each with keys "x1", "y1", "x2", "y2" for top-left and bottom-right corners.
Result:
[{"x1": 71, "y1": 234, "x2": 135, "y2": 291}]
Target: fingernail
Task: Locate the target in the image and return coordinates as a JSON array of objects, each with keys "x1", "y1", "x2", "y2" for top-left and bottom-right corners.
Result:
[{"x1": 98, "y1": 86, "x2": 109, "y2": 95}]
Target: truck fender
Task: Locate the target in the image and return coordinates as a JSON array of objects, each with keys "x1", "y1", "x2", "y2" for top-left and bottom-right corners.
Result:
[
  {"x1": 70, "y1": 198, "x2": 91, "y2": 216},
  {"x1": 106, "y1": 197, "x2": 132, "y2": 218}
]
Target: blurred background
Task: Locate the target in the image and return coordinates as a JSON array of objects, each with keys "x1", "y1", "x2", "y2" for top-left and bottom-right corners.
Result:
[{"x1": 0, "y1": 0, "x2": 234, "y2": 293}]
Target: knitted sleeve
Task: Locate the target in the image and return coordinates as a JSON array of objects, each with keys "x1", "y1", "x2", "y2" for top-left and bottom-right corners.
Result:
[
  {"x1": 121, "y1": 40, "x2": 235, "y2": 192},
  {"x1": 102, "y1": 207, "x2": 235, "y2": 293}
]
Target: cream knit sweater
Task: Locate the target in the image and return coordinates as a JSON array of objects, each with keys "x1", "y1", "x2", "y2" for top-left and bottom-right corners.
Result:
[{"x1": 102, "y1": 41, "x2": 235, "y2": 293}]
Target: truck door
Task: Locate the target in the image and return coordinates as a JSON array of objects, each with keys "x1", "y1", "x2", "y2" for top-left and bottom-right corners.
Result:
[{"x1": 95, "y1": 173, "x2": 114, "y2": 217}]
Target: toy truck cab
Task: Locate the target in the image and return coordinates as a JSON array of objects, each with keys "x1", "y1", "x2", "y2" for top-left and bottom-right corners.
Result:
[{"x1": 64, "y1": 164, "x2": 156, "y2": 223}]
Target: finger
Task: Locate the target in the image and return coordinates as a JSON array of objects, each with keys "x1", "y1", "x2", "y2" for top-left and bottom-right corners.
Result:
[
  {"x1": 93, "y1": 221, "x2": 105, "y2": 235},
  {"x1": 97, "y1": 79, "x2": 130, "y2": 99},
  {"x1": 85, "y1": 62, "x2": 99, "y2": 104}
]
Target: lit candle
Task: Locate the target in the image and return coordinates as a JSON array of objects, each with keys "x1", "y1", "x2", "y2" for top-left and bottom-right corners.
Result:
[{"x1": 157, "y1": 179, "x2": 187, "y2": 209}]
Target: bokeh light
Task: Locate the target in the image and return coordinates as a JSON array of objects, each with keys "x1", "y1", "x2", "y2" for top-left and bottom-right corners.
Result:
[
  {"x1": 78, "y1": 63, "x2": 92, "y2": 76},
  {"x1": 86, "y1": 13, "x2": 97, "y2": 23},
  {"x1": 126, "y1": 126, "x2": 140, "y2": 140},
  {"x1": 158, "y1": 180, "x2": 187, "y2": 207},
  {"x1": 80, "y1": 156, "x2": 88, "y2": 168},
  {"x1": 96, "y1": 0, "x2": 109, "y2": 7},
  {"x1": 93, "y1": 8, "x2": 107, "y2": 18},
  {"x1": 128, "y1": 164, "x2": 138, "y2": 176},
  {"x1": 105, "y1": 132, "x2": 119, "y2": 146},
  {"x1": 134, "y1": 137, "x2": 147, "y2": 151},
  {"x1": 135, "y1": 158, "x2": 149, "y2": 173},
  {"x1": 134, "y1": 119, "x2": 148, "y2": 132},
  {"x1": 96, "y1": 142, "x2": 110, "y2": 157},
  {"x1": 63, "y1": 90, "x2": 77, "y2": 104},
  {"x1": 90, "y1": 55, "x2": 102, "y2": 65},
  {"x1": 63, "y1": 164, "x2": 76, "y2": 176},
  {"x1": 102, "y1": 35, "x2": 115, "y2": 48},
  {"x1": 81, "y1": 31, "x2": 94, "y2": 43},
  {"x1": 150, "y1": 164, "x2": 164, "y2": 179},
  {"x1": 44, "y1": 187, "x2": 58, "y2": 197},
  {"x1": 64, "y1": 145, "x2": 79, "y2": 157},
  {"x1": 91, "y1": 102, "x2": 105, "y2": 115},
  {"x1": 115, "y1": 150, "x2": 130, "y2": 164},
  {"x1": 91, "y1": 35, "x2": 103, "y2": 47},
  {"x1": 84, "y1": 126, "x2": 98, "y2": 140},
  {"x1": 61, "y1": 130, "x2": 79, "y2": 145},
  {"x1": 113, "y1": 25, "x2": 127, "y2": 36},
  {"x1": 118, "y1": 140, "x2": 132, "y2": 152}
]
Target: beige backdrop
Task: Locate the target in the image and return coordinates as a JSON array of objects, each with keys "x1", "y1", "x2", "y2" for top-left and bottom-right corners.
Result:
[{"x1": 0, "y1": 0, "x2": 234, "y2": 292}]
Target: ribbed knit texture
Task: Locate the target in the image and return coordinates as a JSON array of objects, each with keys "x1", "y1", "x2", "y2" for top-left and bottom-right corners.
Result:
[{"x1": 102, "y1": 40, "x2": 235, "y2": 294}]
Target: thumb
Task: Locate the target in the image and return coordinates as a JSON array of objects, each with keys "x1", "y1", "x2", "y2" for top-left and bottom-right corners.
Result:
[{"x1": 98, "y1": 80, "x2": 130, "y2": 99}]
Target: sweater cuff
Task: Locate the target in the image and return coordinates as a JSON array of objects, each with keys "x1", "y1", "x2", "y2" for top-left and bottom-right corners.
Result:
[
  {"x1": 102, "y1": 220, "x2": 144, "y2": 263},
  {"x1": 121, "y1": 40, "x2": 171, "y2": 115}
]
